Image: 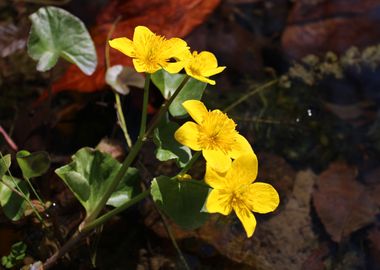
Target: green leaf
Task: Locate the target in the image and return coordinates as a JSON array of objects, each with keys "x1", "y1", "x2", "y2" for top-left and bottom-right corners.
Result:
[
  {"x1": 151, "y1": 176, "x2": 209, "y2": 230},
  {"x1": 151, "y1": 70, "x2": 207, "y2": 117},
  {"x1": 0, "y1": 175, "x2": 29, "y2": 221},
  {"x1": 55, "y1": 147, "x2": 139, "y2": 217},
  {"x1": 27, "y1": 6, "x2": 97, "y2": 75},
  {"x1": 153, "y1": 114, "x2": 191, "y2": 167},
  {"x1": 106, "y1": 167, "x2": 140, "y2": 207},
  {"x1": 0, "y1": 154, "x2": 11, "y2": 179},
  {"x1": 1, "y1": 241, "x2": 27, "y2": 269},
  {"x1": 16, "y1": 150, "x2": 50, "y2": 179}
]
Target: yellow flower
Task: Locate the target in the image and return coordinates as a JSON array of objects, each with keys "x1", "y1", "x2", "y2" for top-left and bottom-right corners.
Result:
[
  {"x1": 205, "y1": 153, "x2": 279, "y2": 237},
  {"x1": 184, "y1": 51, "x2": 226, "y2": 85},
  {"x1": 109, "y1": 26, "x2": 189, "y2": 74},
  {"x1": 174, "y1": 100, "x2": 253, "y2": 172}
]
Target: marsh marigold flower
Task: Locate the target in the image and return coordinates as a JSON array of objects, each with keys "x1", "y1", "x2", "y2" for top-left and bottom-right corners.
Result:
[
  {"x1": 205, "y1": 153, "x2": 279, "y2": 237},
  {"x1": 109, "y1": 26, "x2": 189, "y2": 74},
  {"x1": 174, "y1": 100, "x2": 253, "y2": 172},
  {"x1": 183, "y1": 51, "x2": 226, "y2": 85}
]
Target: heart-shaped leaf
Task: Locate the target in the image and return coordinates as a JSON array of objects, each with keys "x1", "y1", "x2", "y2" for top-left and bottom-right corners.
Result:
[
  {"x1": 151, "y1": 70, "x2": 207, "y2": 117},
  {"x1": 151, "y1": 176, "x2": 209, "y2": 230},
  {"x1": 27, "y1": 6, "x2": 97, "y2": 75},
  {"x1": 106, "y1": 167, "x2": 140, "y2": 208},
  {"x1": 153, "y1": 114, "x2": 191, "y2": 167},
  {"x1": 55, "y1": 147, "x2": 139, "y2": 217},
  {"x1": 16, "y1": 150, "x2": 50, "y2": 179},
  {"x1": 0, "y1": 175, "x2": 29, "y2": 221}
]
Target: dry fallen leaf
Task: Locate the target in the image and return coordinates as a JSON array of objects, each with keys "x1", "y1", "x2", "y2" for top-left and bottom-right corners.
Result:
[
  {"x1": 50, "y1": 0, "x2": 221, "y2": 95},
  {"x1": 313, "y1": 162, "x2": 379, "y2": 242},
  {"x1": 282, "y1": 0, "x2": 380, "y2": 59}
]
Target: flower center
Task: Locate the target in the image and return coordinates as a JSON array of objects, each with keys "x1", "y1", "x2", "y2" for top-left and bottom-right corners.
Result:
[
  {"x1": 135, "y1": 35, "x2": 167, "y2": 72},
  {"x1": 229, "y1": 185, "x2": 250, "y2": 209},
  {"x1": 197, "y1": 110, "x2": 237, "y2": 153}
]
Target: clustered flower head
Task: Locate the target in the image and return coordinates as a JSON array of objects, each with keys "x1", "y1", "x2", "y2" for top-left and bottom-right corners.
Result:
[
  {"x1": 174, "y1": 100, "x2": 253, "y2": 173},
  {"x1": 109, "y1": 25, "x2": 225, "y2": 83},
  {"x1": 110, "y1": 25, "x2": 279, "y2": 237}
]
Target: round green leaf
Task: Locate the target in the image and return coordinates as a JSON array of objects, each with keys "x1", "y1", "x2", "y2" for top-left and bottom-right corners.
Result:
[
  {"x1": 151, "y1": 176, "x2": 209, "y2": 230},
  {"x1": 27, "y1": 6, "x2": 97, "y2": 75},
  {"x1": 0, "y1": 175, "x2": 29, "y2": 221},
  {"x1": 151, "y1": 70, "x2": 207, "y2": 117},
  {"x1": 16, "y1": 150, "x2": 50, "y2": 179},
  {"x1": 55, "y1": 147, "x2": 139, "y2": 216},
  {"x1": 153, "y1": 115, "x2": 191, "y2": 167}
]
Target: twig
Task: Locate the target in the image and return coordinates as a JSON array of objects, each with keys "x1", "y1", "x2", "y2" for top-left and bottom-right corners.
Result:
[
  {"x1": 105, "y1": 16, "x2": 133, "y2": 148},
  {"x1": 0, "y1": 125, "x2": 18, "y2": 151},
  {"x1": 223, "y1": 79, "x2": 278, "y2": 113}
]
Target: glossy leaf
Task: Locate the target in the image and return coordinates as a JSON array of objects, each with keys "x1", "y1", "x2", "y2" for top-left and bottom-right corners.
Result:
[
  {"x1": 0, "y1": 154, "x2": 11, "y2": 178},
  {"x1": 106, "y1": 167, "x2": 140, "y2": 208},
  {"x1": 151, "y1": 176, "x2": 209, "y2": 230},
  {"x1": 55, "y1": 147, "x2": 139, "y2": 216},
  {"x1": 16, "y1": 150, "x2": 50, "y2": 179},
  {"x1": 151, "y1": 70, "x2": 207, "y2": 117},
  {"x1": 153, "y1": 115, "x2": 191, "y2": 167},
  {"x1": 0, "y1": 175, "x2": 29, "y2": 221},
  {"x1": 27, "y1": 6, "x2": 97, "y2": 74}
]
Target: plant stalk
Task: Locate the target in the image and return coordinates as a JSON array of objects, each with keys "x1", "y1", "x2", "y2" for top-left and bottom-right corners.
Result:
[
  {"x1": 223, "y1": 79, "x2": 278, "y2": 113},
  {"x1": 81, "y1": 189, "x2": 150, "y2": 233}
]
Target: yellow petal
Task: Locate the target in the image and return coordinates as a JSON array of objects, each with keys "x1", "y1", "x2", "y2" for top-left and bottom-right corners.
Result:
[
  {"x1": 174, "y1": 121, "x2": 201, "y2": 151},
  {"x1": 234, "y1": 205, "x2": 257, "y2": 238},
  {"x1": 182, "y1": 100, "x2": 208, "y2": 124},
  {"x1": 205, "y1": 164, "x2": 227, "y2": 189},
  {"x1": 203, "y1": 149, "x2": 231, "y2": 173},
  {"x1": 229, "y1": 134, "x2": 254, "y2": 159},
  {"x1": 109, "y1": 38, "x2": 135, "y2": 57},
  {"x1": 188, "y1": 73, "x2": 216, "y2": 85},
  {"x1": 205, "y1": 189, "x2": 232, "y2": 215},
  {"x1": 226, "y1": 153, "x2": 258, "y2": 185},
  {"x1": 161, "y1": 37, "x2": 189, "y2": 59},
  {"x1": 246, "y1": 182, "x2": 280, "y2": 214},
  {"x1": 164, "y1": 61, "x2": 185, "y2": 74},
  {"x1": 197, "y1": 51, "x2": 218, "y2": 69},
  {"x1": 133, "y1": 26, "x2": 155, "y2": 47},
  {"x1": 202, "y1": 66, "x2": 226, "y2": 77}
]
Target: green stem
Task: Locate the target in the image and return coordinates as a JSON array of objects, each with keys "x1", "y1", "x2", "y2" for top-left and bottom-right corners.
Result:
[
  {"x1": 81, "y1": 189, "x2": 150, "y2": 232},
  {"x1": 223, "y1": 79, "x2": 278, "y2": 113},
  {"x1": 85, "y1": 138, "x2": 144, "y2": 223},
  {"x1": 155, "y1": 206, "x2": 191, "y2": 270},
  {"x1": 178, "y1": 152, "x2": 201, "y2": 176},
  {"x1": 0, "y1": 153, "x2": 45, "y2": 223},
  {"x1": 24, "y1": 177, "x2": 46, "y2": 208},
  {"x1": 105, "y1": 16, "x2": 131, "y2": 148},
  {"x1": 83, "y1": 74, "x2": 189, "y2": 225},
  {"x1": 139, "y1": 74, "x2": 151, "y2": 138},
  {"x1": 115, "y1": 93, "x2": 132, "y2": 148},
  {"x1": 145, "y1": 75, "x2": 190, "y2": 137}
]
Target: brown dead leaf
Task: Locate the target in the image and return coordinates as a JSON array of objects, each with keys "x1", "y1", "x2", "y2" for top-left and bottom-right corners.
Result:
[
  {"x1": 282, "y1": 0, "x2": 380, "y2": 59},
  {"x1": 301, "y1": 242, "x2": 329, "y2": 270},
  {"x1": 50, "y1": 0, "x2": 221, "y2": 95},
  {"x1": 367, "y1": 226, "x2": 380, "y2": 268},
  {"x1": 313, "y1": 162, "x2": 378, "y2": 243}
]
